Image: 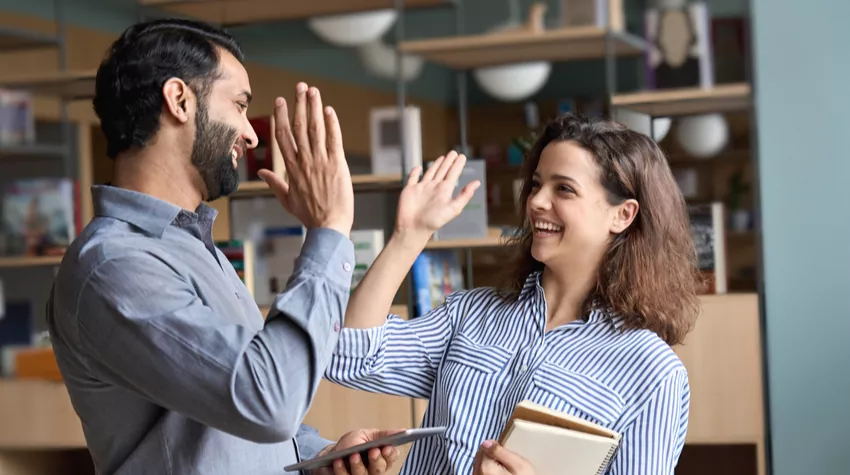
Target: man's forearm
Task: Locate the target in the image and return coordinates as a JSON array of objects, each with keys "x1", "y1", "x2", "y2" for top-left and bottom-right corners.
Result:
[
  {"x1": 343, "y1": 230, "x2": 429, "y2": 329},
  {"x1": 232, "y1": 228, "x2": 355, "y2": 439}
]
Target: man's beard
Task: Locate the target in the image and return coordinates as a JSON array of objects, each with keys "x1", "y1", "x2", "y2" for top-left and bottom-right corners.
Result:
[{"x1": 191, "y1": 101, "x2": 243, "y2": 202}]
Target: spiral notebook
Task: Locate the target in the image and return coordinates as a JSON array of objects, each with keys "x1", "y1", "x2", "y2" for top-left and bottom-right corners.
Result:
[{"x1": 497, "y1": 400, "x2": 621, "y2": 475}]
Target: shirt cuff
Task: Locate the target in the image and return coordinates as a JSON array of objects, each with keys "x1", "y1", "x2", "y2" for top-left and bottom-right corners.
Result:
[
  {"x1": 334, "y1": 317, "x2": 394, "y2": 358},
  {"x1": 296, "y1": 227, "x2": 355, "y2": 290}
]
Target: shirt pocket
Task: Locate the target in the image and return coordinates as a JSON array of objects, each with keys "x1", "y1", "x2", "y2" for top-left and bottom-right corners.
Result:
[
  {"x1": 443, "y1": 333, "x2": 514, "y2": 374},
  {"x1": 528, "y1": 362, "x2": 625, "y2": 427}
]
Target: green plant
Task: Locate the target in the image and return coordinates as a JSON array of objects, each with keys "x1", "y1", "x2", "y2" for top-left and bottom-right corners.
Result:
[{"x1": 725, "y1": 167, "x2": 751, "y2": 210}]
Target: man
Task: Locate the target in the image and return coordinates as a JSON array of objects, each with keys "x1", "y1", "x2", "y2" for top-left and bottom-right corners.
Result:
[{"x1": 46, "y1": 18, "x2": 399, "y2": 475}]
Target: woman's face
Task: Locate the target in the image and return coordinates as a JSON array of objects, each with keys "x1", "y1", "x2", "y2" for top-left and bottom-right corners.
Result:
[{"x1": 525, "y1": 140, "x2": 638, "y2": 269}]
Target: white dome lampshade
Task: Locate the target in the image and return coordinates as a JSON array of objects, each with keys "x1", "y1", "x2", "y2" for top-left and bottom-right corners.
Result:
[
  {"x1": 613, "y1": 108, "x2": 672, "y2": 142},
  {"x1": 473, "y1": 61, "x2": 552, "y2": 102},
  {"x1": 675, "y1": 113, "x2": 729, "y2": 159},
  {"x1": 357, "y1": 40, "x2": 424, "y2": 81},
  {"x1": 307, "y1": 9, "x2": 397, "y2": 47}
]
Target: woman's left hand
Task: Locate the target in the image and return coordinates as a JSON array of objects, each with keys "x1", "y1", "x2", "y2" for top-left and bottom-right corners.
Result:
[
  {"x1": 472, "y1": 440, "x2": 536, "y2": 475},
  {"x1": 394, "y1": 151, "x2": 481, "y2": 243}
]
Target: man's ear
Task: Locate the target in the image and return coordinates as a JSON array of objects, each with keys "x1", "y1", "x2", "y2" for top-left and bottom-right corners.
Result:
[
  {"x1": 162, "y1": 78, "x2": 192, "y2": 124},
  {"x1": 610, "y1": 198, "x2": 639, "y2": 234}
]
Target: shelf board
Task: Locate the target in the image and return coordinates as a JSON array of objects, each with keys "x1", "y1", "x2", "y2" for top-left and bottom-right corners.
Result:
[
  {"x1": 0, "y1": 254, "x2": 64, "y2": 268},
  {"x1": 398, "y1": 26, "x2": 645, "y2": 69},
  {"x1": 139, "y1": 0, "x2": 454, "y2": 26},
  {"x1": 611, "y1": 83, "x2": 752, "y2": 117},
  {"x1": 233, "y1": 174, "x2": 403, "y2": 197},
  {"x1": 425, "y1": 227, "x2": 508, "y2": 249},
  {"x1": 0, "y1": 143, "x2": 68, "y2": 159},
  {"x1": 0, "y1": 379, "x2": 87, "y2": 449},
  {"x1": 0, "y1": 26, "x2": 59, "y2": 53},
  {"x1": 0, "y1": 69, "x2": 97, "y2": 100}
]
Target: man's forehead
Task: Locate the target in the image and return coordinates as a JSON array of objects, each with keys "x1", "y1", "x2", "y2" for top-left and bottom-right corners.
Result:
[{"x1": 216, "y1": 49, "x2": 251, "y2": 92}]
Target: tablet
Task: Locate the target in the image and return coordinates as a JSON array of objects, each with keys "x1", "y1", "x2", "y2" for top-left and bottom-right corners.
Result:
[{"x1": 283, "y1": 426, "x2": 447, "y2": 472}]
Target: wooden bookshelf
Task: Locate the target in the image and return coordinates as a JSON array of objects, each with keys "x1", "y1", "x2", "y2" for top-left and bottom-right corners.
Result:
[
  {"x1": 139, "y1": 0, "x2": 453, "y2": 25},
  {"x1": 0, "y1": 379, "x2": 86, "y2": 449},
  {"x1": 398, "y1": 27, "x2": 645, "y2": 69},
  {"x1": 0, "y1": 70, "x2": 97, "y2": 99},
  {"x1": 0, "y1": 26, "x2": 58, "y2": 52},
  {"x1": 233, "y1": 174, "x2": 403, "y2": 197},
  {"x1": 611, "y1": 83, "x2": 752, "y2": 117},
  {"x1": 0, "y1": 255, "x2": 63, "y2": 269},
  {"x1": 425, "y1": 227, "x2": 507, "y2": 249}
]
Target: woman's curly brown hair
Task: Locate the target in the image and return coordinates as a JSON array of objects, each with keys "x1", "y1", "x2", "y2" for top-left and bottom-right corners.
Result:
[{"x1": 498, "y1": 113, "x2": 701, "y2": 346}]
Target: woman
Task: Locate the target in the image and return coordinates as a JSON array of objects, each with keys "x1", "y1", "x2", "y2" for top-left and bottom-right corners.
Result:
[{"x1": 326, "y1": 114, "x2": 701, "y2": 475}]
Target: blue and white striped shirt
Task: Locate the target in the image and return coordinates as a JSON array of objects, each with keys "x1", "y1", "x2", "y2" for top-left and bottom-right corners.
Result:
[{"x1": 326, "y1": 271, "x2": 690, "y2": 474}]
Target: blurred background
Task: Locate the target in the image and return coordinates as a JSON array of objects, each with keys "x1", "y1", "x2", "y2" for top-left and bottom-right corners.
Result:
[{"x1": 0, "y1": 0, "x2": 846, "y2": 474}]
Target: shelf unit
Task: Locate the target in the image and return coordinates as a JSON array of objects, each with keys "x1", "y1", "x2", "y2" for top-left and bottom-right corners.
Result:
[
  {"x1": 137, "y1": 0, "x2": 455, "y2": 26},
  {"x1": 0, "y1": 1, "x2": 96, "y2": 271}
]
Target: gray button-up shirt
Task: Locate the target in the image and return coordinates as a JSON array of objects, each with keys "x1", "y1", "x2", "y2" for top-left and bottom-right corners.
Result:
[{"x1": 46, "y1": 185, "x2": 355, "y2": 475}]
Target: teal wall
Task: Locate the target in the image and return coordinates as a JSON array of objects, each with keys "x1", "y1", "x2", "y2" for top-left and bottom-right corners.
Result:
[
  {"x1": 0, "y1": 0, "x2": 748, "y2": 105},
  {"x1": 751, "y1": 0, "x2": 850, "y2": 473}
]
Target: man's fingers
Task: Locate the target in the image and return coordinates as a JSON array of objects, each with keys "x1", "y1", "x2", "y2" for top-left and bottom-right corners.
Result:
[
  {"x1": 273, "y1": 98, "x2": 297, "y2": 166},
  {"x1": 292, "y1": 82, "x2": 310, "y2": 159},
  {"x1": 257, "y1": 169, "x2": 290, "y2": 206},
  {"x1": 332, "y1": 458, "x2": 347, "y2": 475},
  {"x1": 325, "y1": 105, "x2": 344, "y2": 161},
  {"x1": 366, "y1": 448, "x2": 387, "y2": 474},
  {"x1": 348, "y1": 453, "x2": 368, "y2": 475},
  {"x1": 382, "y1": 445, "x2": 398, "y2": 464},
  {"x1": 445, "y1": 153, "x2": 467, "y2": 184},
  {"x1": 307, "y1": 87, "x2": 327, "y2": 160}
]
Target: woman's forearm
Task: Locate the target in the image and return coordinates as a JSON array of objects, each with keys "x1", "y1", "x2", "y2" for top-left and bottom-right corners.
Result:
[{"x1": 344, "y1": 229, "x2": 430, "y2": 329}]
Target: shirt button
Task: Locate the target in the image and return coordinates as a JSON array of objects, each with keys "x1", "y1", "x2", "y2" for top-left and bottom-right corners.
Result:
[
  {"x1": 343, "y1": 262, "x2": 351, "y2": 272},
  {"x1": 333, "y1": 323, "x2": 340, "y2": 332},
  {"x1": 520, "y1": 365, "x2": 528, "y2": 372}
]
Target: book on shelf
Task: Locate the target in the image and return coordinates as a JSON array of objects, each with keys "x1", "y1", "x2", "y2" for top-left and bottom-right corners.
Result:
[
  {"x1": 688, "y1": 201, "x2": 727, "y2": 294},
  {"x1": 410, "y1": 250, "x2": 464, "y2": 317},
  {"x1": 498, "y1": 400, "x2": 621, "y2": 475},
  {"x1": 1, "y1": 178, "x2": 77, "y2": 257}
]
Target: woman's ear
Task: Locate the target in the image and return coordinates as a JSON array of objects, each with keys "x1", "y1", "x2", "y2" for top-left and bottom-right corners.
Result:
[
  {"x1": 610, "y1": 199, "x2": 639, "y2": 234},
  {"x1": 162, "y1": 78, "x2": 192, "y2": 124}
]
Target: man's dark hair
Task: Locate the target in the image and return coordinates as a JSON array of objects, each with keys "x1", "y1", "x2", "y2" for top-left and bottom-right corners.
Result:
[{"x1": 93, "y1": 18, "x2": 244, "y2": 159}]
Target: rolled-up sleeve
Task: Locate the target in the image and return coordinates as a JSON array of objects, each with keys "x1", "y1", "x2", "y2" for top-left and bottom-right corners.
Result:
[
  {"x1": 75, "y1": 228, "x2": 354, "y2": 444},
  {"x1": 324, "y1": 294, "x2": 460, "y2": 399}
]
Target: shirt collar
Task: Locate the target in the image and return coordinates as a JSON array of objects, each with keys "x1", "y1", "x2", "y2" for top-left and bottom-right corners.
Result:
[{"x1": 92, "y1": 184, "x2": 218, "y2": 238}]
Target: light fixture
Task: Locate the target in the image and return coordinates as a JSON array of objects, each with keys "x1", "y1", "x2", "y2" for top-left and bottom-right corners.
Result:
[
  {"x1": 357, "y1": 39, "x2": 424, "y2": 81},
  {"x1": 675, "y1": 113, "x2": 729, "y2": 158},
  {"x1": 307, "y1": 9, "x2": 397, "y2": 47},
  {"x1": 473, "y1": 62, "x2": 552, "y2": 102},
  {"x1": 612, "y1": 108, "x2": 672, "y2": 142}
]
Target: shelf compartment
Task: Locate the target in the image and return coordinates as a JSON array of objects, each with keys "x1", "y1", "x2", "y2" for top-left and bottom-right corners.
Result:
[
  {"x1": 611, "y1": 83, "x2": 752, "y2": 117},
  {"x1": 0, "y1": 379, "x2": 87, "y2": 449},
  {"x1": 0, "y1": 26, "x2": 59, "y2": 53},
  {"x1": 0, "y1": 255, "x2": 64, "y2": 269},
  {"x1": 233, "y1": 174, "x2": 403, "y2": 197},
  {"x1": 398, "y1": 27, "x2": 645, "y2": 69},
  {"x1": 138, "y1": 0, "x2": 454, "y2": 26},
  {"x1": 0, "y1": 70, "x2": 97, "y2": 100},
  {"x1": 425, "y1": 227, "x2": 508, "y2": 249}
]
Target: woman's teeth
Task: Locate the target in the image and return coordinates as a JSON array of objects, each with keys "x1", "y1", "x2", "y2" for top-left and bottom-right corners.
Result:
[{"x1": 534, "y1": 221, "x2": 563, "y2": 233}]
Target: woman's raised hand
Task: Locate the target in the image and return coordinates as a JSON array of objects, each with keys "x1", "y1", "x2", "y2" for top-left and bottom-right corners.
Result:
[{"x1": 394, "y1": 151, "x2": 481, "y2": 243}]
